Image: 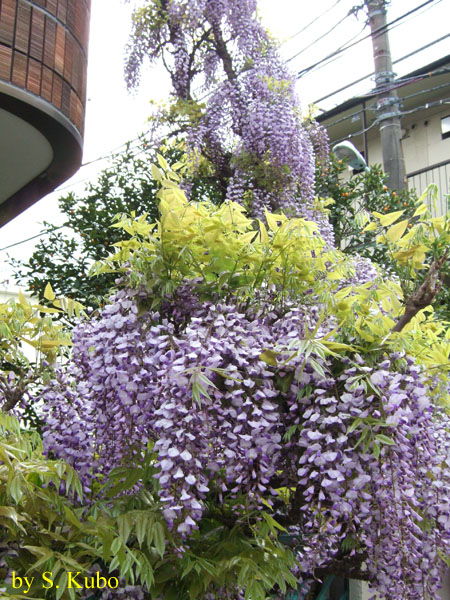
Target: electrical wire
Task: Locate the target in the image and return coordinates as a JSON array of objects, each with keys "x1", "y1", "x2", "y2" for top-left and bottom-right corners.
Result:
[
  {"x1": 2, "y1": 3, "x2": 446, "y2": 254},
  {"x1": 307, "y1": 0, "x2": 444, "y2": 80},
  {"x1": 48, "y1": 134, "x2": 153, "y2": 196},
  {"x1": 331, "y1": 119, "x2": 383, "y2": 145},
  {"x1": 0, "y1": 226, "x2": 65, "y2": 253},
  {"x1": 330, "y1": 96, "x2": 450, "y2": 146},
  {"x1": 282, "y1": 0, "x2": 342, "y2": 44},
  {"x1": 3, "y1": 90, "x2": 449, "y2": 255},
  {"x1": 299, "y1": 0, "x2": 439, "y2": 79},
  {"x1": 286, "y1": 5, "x2": 357, "y2": 63},
  {"x1": 401, "y1": 96, "x2": 450, "y2": 117},
  {"x1": 79, "y1": 128, "x2": 152, "y2": 168},
  {"x1": 191, "y1": 0, "x2": 344, "y2": 98},
  {"x1": 0, "y1": 143, "x2": 156, "y2": 254},
  {"x1": 296, "y1": 0, "x2": 438, "y2": 79},
  {"x1": 313, "y1": 32, "x2": 450, "y2": 105},
  {"x1": 321, "y1": 71, "x2": 450, "y2": 130},
  {"x1": 181, "y1": 0, "x2": 442, "y2": 110}
]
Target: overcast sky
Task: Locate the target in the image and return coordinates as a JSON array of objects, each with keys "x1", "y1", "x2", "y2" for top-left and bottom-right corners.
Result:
[{"x1": 1, "y1": 0, "x2": 449, "y2": 286}]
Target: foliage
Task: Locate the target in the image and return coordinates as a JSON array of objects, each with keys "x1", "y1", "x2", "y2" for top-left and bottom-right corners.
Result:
[
  {"x1": 316, "y1": 155, "x2": 417, "y2": 260},
  {"x1": 0, "y1": 289, "x2": 83, "y2": 421},
  {"x1": 0, "y1": 414, "x2": 296, "y2": 600},
  {"x1": 125, "y1": 0, "x2": 332, "y2": 234},
  {"x1": 0, "y1": 411, "x2": 86, "y2": 600},
  {"x1": 10, "y1": 141, "x2": 223, "y2": 309},
  {"x1": 33, "y1": 163, "x2": 450, "y2": 600},
  {"x1": 4, "y1": 1, "x2": 450, "y2": 599},
  {"x1": 317, "y1": 158, "x2": 450, "y2": 320}
]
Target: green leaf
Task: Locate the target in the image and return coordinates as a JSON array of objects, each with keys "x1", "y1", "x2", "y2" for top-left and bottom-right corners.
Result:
[
  {"x1": 309, "y1": 357, "x2": 326, "y2": 378},
  {"x1": 354, "y1": 426, "x2": 369, "y2": 449},
  {"x1": 261, "y1": 512, "x2": 287, "y2": 533},
  {"x1": 9, "y1": 475, "x2": 23, "y2": 503},
  {"x1": 153, "y1": 522, "x2": 166, "y2": 558},
  {"x1": 373, "y1": 441, "x2": 381, "y2": 459},
  {"x1": 56, "y1": 572, "x2": 68, "y2": 600},
  {"x1": 348, "y1": 417, "x2": 363, "y2": 434},
  {"x1": 136, "y1": 513, "x2": 148, "y2": 548},
  {"x1": 63, "y1": 505, "x2": 82, "y2": 529},
  {"x1": 375, "y1": 434, "x2": 395, "y2": 446},
  {"x1": 111, "y1": 537, "x2": 123, "y2": 555},
  {"x1": 0, "y1": 505, "x2": 25, "y2": 527},
  {"x1": 118, "y1": 514, "x2": 133, "y2": 544}
]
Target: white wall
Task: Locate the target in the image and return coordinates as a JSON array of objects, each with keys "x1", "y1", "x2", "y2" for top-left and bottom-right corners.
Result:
[{"x1": 364, "y1": 106, "x2": 450, "y2": 175}]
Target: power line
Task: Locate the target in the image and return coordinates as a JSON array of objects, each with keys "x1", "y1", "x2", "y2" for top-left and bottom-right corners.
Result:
[
  {"x1": 0, "y1": 226, "x2": 65, "y2": 253},
  {"x1": 50, "y1": 136, "x2": 153, "y2": 195},
  {"x1": 191, "y1": 0, "x2": 344, "y2": 100},
  {"x1": 401, "y1": 96, "x2": 450, "y2": 117},
  {"x1": 310, "y1": 0, "x2": 443, "y2": 80},
  {"x1": 296, "y1": 0, "x2": 438, "y2": 79},
  {"x1": 358, "y1": 68, "x2": 450, "y2": 100},
  {"x1": 313, "y1": 32, "x2": 450, "y2": 105},
  {"x1": 0, "y1": 141, "x2": 156, "y2": 254},
  {"x1": 322, "y1": 77, "x2": 450, "y2": 130},
  {"x1": 282, "y1": 0, "x2": 342, "y2": 44},
  {"x1": 331, "y1": 96, "x2": 450, "y2": 146},
  {"x1": 286, "y1": 5, "x2": 358, "y2": 63},
  {"x1": 332, "y1": 119, "x2": 380, "y2": 145},
  {"x1": 79, "y1": 129, "x2": 152, "y2": 168}
]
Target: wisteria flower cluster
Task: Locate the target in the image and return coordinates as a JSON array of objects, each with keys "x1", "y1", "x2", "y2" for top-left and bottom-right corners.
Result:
[
  {"x1": 40, "y1": 199, "x2": 450, "y2": 599},
  {"x1": 125, "y1": 0, "x2": 333, "y2": 239},
  {"x1": 33, "y1": 0, "x2": 450, "y2": 597}
]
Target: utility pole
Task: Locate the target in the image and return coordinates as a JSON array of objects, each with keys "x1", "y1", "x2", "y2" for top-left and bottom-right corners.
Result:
[{"x1": 366, "y1": 0, "x2": 407, "y2": 191}]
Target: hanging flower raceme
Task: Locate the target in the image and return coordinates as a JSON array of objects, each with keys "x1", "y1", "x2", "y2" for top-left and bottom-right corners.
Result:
[
  {"x1": 40, "y1": 176, "x2": 450, "y2": 599},
  {"x1": 125, "y1": 0, "x2": 329, "y2": 233}
]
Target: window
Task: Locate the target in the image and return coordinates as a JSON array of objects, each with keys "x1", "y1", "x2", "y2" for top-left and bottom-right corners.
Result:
[{"x1": 441, "y1": 115, "x2": 450, "y2": 140}]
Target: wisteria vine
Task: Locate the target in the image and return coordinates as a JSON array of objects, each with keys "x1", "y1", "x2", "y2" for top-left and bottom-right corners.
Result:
[
  {"x1": 34, "y1": 1, "x2": 450, "y2": 599},
  {"x1": 41, "y1": 276, "x2": 450, "y2": 599},
  {"x1": 125, "y1": 0, "x2": 331, "y2": 236}
]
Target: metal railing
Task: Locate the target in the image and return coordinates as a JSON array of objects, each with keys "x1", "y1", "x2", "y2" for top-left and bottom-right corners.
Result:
[{"x1": 407, "y1": 159, "x2": 450, "y2": 216}]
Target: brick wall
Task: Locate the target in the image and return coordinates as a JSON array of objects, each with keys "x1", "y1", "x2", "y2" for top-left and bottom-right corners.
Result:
[{"x1": 0, "y1": 0, "x2": 91, "y2": 137}]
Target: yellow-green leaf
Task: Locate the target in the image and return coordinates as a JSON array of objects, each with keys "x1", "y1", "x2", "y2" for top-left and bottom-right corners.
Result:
[
  {"x1": 258, "y1": 220, "x2": 269, "y2": 245},
  {"x1": 413, "y1": 202, "x2": 428, "y2": 217},
  {"x1": 44, "y1": 282, "x2": 56, "y2": 302},
  {"x1": 265, "y1": 209, "x2": 280, "y2": 232},
  {"x1": 157, "y1": 153, "x2": 169, "y2": 171},
  {"x1": 378, "y1": 210, "x2": 404, "y2": 227},
  {"x1": 362, "y1": 221, "x2": 377, "y2": 232},
  {"x1": 259, "y1": 350, "x2": 278, "y2": 366},
  {"x1": 151, "y1": 164, "x2": 163, "y2": 181},
  {"x1": 385, "y1": 219, "x2": 408, "y2": 243},
  {"x1": 18, "y1": 290, "x2": 30, "y2": 307}
]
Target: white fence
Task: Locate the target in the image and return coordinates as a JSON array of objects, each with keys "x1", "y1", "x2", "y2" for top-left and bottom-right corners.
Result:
[{"x1": 407, "y1": 159, "x2": 450, "y2": 216}]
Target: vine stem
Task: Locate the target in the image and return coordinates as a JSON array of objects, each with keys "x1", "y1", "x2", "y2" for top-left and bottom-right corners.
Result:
[{"x1": 392, "y1": 248, "x2": 449, "y2": 333}]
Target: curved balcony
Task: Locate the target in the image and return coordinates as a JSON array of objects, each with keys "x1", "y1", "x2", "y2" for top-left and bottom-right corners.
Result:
[{"x1": 0, "y1": 0, "x2": 91, "y2": 227}]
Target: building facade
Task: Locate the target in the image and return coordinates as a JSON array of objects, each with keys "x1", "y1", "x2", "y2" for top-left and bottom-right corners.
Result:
[
  {"x1": 0, "y1": 0, "x2": 91, "y2": 227},
  {"x1": 317, "y1": 55, "x2": 450, "y2": 215}
]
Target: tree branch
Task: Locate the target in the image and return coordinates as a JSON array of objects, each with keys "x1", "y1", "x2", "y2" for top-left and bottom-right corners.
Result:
[
  {"x1": 187, "y1": 28, "x2": 213, "y2": 92},
  {"x1": 392, "y1": 249, "x2": 448, "y2": 333},
  {"x1": 210, "y1": 22, "x2": 237, "y2": 82}
]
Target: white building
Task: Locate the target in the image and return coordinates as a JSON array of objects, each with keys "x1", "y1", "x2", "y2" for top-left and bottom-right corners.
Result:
[{"x1": 317, "y1": 54, "x2": 450, "y2": 215}]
